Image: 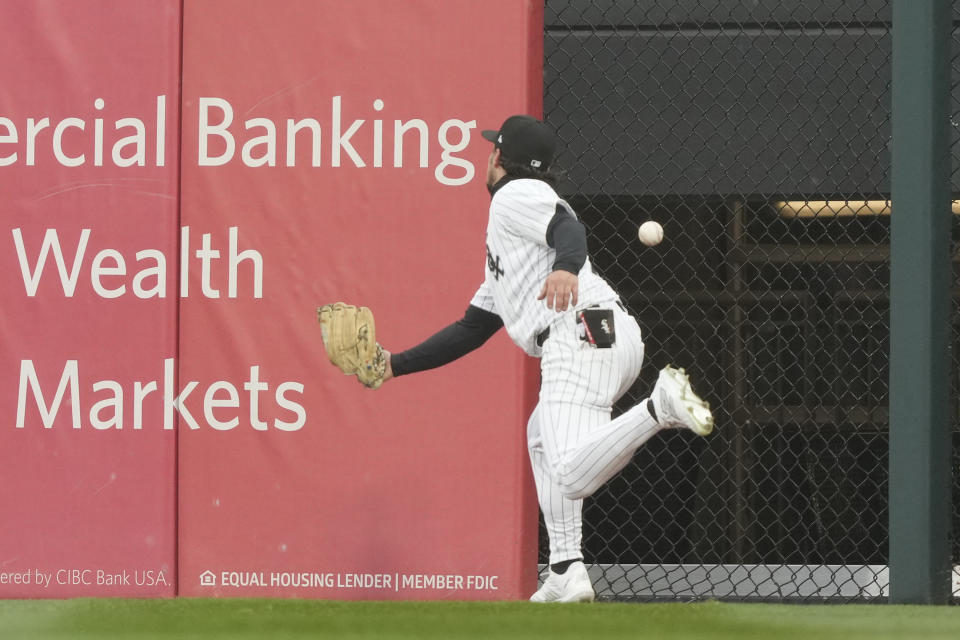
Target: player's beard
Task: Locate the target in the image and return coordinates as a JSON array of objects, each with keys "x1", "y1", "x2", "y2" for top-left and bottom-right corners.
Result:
[
  {"x1": 486, "y1": 151, "x2": 501, "y2": 193},
  {"x1": 486, "y1": 173, "x2": 506, "y2": 196}
]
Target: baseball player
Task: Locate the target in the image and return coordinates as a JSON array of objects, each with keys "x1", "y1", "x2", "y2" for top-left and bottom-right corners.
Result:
[{"x1": 375, "y1": 115, "x2": 713, "y2": 602}]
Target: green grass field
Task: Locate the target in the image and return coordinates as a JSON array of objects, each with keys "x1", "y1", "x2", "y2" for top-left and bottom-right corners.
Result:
[{"x1": 2, "y1": 599, "x2": 960, "y2": 640}]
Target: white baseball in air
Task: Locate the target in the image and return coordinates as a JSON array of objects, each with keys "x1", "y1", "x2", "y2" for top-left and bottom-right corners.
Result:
[{"x1": 637, "y1": 220, "x2": 664, "y2": 247}]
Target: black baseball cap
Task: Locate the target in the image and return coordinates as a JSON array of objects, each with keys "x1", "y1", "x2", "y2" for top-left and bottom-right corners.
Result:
[{"x1": 481, "y1": 115, "x2": 557, "y2": 170}]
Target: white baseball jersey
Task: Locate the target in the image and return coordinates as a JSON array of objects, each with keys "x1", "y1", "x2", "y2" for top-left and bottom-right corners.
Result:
[
  {"x1": 469, "y1": 176, "x2": 664, "y2": 567},
  {"x1": 469, "y1": 178, "x2": 618, "y2": 356}
]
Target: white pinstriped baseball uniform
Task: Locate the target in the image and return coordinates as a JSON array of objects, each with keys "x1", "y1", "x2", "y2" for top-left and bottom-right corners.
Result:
[{"x1": 469, "y1": 178, "x2": 663, "y2": 565}]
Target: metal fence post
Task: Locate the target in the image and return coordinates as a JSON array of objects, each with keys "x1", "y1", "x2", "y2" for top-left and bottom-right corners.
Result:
[{"x1": 889, "y1": 0, "x2": 953, "y2": 605}]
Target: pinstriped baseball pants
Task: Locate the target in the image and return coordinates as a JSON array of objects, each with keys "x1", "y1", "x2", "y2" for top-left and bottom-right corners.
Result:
[{"x1": 527, "y1": 304, "x2": 661, "y2": 564}]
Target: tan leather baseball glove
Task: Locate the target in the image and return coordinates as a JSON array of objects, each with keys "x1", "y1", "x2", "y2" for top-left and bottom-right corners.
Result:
[{"x1": 317, "y1": 302, "x2": 387, "y2": 389}]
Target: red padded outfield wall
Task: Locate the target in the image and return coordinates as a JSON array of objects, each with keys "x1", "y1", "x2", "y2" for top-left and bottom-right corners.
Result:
[
  {"x1": 0, "y1": 1, "x2": 180, "y2": 596},
  {"x1": 1, "y1": 0, "x2": 541, "y2": 600},
  {"x1": 177, "y1": 0, "x2": 542, "y2": 600}
]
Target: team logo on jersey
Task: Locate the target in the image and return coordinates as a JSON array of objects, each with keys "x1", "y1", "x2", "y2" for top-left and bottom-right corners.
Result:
[{"x1": 486, "y1": 244, "x2": 505, "y2": 281}]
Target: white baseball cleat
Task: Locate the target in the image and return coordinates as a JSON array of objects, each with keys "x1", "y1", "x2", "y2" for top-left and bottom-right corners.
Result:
[
  {"x1": 529, "y1": 561, "x2": 595, "y2": 603},
  {"x1": 651, "y1": 366, "x2": 714, "y2": 436}
]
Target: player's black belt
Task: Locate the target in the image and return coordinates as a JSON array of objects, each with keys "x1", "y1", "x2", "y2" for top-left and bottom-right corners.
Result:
[
  {"x1": 535, "y1": 301, "x2": 627, "y2": 348},
  {"x1": 536, "y1": 327, "x2": 550, "y2": 347}
]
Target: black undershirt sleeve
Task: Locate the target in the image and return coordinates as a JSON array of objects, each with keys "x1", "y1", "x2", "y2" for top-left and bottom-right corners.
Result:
[
  {"x1": 389, "y1": 304, "x2": 503, "y2": 377},
  {"x1": 545, "y1": 204, "x2": 587, "y2": 274}
]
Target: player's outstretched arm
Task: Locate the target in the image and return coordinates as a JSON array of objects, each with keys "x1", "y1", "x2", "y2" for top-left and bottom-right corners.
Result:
[{"x1": 388, "y1": 305, "x2": 503, "y2": 378}]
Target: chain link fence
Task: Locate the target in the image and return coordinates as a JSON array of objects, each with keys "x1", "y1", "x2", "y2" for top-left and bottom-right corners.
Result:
[{"x1": 541, "y1": 0, "x2": 960, "y2": 601}]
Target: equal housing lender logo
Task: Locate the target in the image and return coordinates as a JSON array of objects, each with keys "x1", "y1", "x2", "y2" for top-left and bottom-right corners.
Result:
[{"x1": 198, "y1": 569, "x2": 499, "y2": 591}]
